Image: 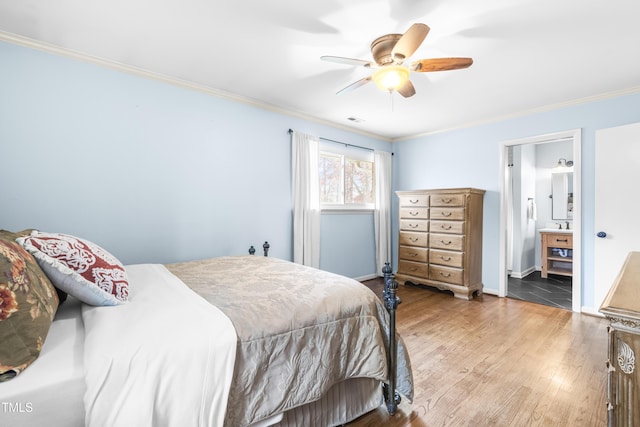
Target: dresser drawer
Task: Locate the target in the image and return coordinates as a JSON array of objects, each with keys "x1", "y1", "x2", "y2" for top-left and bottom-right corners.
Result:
[
  {"x1": 430, "y1": 233, "x2": 464, "y2": 251},
  {"x1": 400, "y1": 219, "x2": 429, "y2": 232},
  {"x1": 430, "y1": 265, "x2": 464, "y2": 285},
  {"x1": 544, "y1": 233, "x2": 572, "y2": 248},
  {"x1": 429, "y1": 249, "x2": 464, "y2": 268},
  {"x1": 398, "y1": 260, "x2": 429, "y2": 278},
  {"x1": 399, "y1": 246, "x2": 428, "y2": 263},
  {"x1": 399, "y1": 207, "x2": 429, "y2": 220},
  {"x1": 429, "y1": 193, "x2": 465, "y2": 207},
  {"x1": 399, "y1": 231, "x2": 428, "y2": 247},
  {"x1": 399, "y1": 195, "x2": 429, "y2": 207},
  {"x1": 430, "y1": 207, "x2": 465, "y2": 221},
  {"x1": 430, "y1": 220, "x2": 465, "y2": 234}
]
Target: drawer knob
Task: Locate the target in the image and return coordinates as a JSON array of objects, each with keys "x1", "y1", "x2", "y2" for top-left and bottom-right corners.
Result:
[
  {"x1": 441, "y1": 224, "x2": 452, "y2": 230},
  {"x1": 597, "y1": 231, "x2": 607, "y2": 238},
  {"x1": 409, "y1": 211, "x2": 419, "y2": 216},
  {"x1": 409, "y1": 253, "x2": 418, "y2": 257},
  {"x1": 440, "y1": 256, "x2": 452, "y2": 261},
  {"x1": 410, "y1": 199, "x2": 419, "y2": 204},
  {"x1": 440, "y1": 272, "x2": 451, "y2": 277},
  {"x1": 441, "y1": 212, "x2": 452, "y2": 217},
  {"x1": 440, "y1": 240, "x2": 452, "y2": 245},
  {"x1": 556, "y1": 239, "x2": 568, "y2": 243},
  {"x1": 409, "y1": 267, "x2": 418, "y2": 271},
  {"x1": 409, "y1": 223, "x2": 419, "y2": 228},
  {"x1": 441, "y1": 198, "x2": 452, "y2": 203},
  {"x1": 409, "y1": 237, "x2": 419, "y2": 242}
]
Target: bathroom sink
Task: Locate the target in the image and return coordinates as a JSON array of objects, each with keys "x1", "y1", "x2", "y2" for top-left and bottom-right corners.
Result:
[{"x1": 538, "y1": 228, "x2": 573, "y2": 233}]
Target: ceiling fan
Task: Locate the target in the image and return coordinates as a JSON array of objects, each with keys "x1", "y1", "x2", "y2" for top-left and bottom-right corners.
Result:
[{"x1": 321, "y1": 23, "x2": 473, "y2": 98}]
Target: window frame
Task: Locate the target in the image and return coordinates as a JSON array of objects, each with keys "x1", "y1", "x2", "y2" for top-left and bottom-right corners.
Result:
[{"x1": 318, "y1": 142, "x2": 375, "y2": 212}]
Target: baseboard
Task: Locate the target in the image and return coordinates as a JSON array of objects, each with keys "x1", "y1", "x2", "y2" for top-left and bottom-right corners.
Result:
[
  {"x1": 509, "y1": 266, "x2": 537, "y2": 279},
  {"x1": 356, "y1": 274, "x2": 378, "y2": 282},
  {"x1": 581, "y1": 306, "x2": 605, "y2": 317},
  {"x1": 482, "y1": 287, "x2": 499, "y2": 296}
]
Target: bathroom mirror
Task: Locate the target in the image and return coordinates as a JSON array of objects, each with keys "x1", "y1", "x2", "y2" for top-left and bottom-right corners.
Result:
[{"x1": 552, "y1": 172, "x2": 573, "y2": 220}]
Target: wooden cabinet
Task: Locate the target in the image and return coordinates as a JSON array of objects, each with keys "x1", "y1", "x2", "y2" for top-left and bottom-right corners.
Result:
[
  {"x1": 600, "y1": 252, "x2": 640, "y2": 426},
  {"x1": 540, "y1": 231, "x2": 573, "y2": 278},
  {"x1": 395, "y1": 188, "x2": 485, "y2": 300}
]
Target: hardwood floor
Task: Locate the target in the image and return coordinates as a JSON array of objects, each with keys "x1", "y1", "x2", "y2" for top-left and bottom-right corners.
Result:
[{"x1": 348, "y1": 279, "x2": 608, "y2": 426}]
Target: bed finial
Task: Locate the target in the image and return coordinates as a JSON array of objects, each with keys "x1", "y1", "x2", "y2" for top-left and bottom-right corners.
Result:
[
  {"x1": 382, "y1": 262, "x2": 393, "y2": 279},
  {"x1": 249, "y1": 246, "x2": 256, "y2": 255},
  {"x1": 263, "y1": 241, "x2": 270, "y2": 257}
]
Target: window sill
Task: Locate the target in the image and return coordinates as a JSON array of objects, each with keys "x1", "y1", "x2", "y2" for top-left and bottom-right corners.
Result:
[{"x1": 321, "y1": 208, "x2": 375, "y2": 215}]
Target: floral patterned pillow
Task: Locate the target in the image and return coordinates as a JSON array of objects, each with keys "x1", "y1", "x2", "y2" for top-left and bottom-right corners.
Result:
[
  {"x1": 0, "y1": 230, "x2": 59, "y2": 382},
  {"x1": 18, "y1": 231, "x2": 128, "y2": 306}
]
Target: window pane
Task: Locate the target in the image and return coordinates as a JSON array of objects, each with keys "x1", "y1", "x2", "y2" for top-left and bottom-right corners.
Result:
[
  {"x1": 319, "y1": 153, "x2": 342, "y2": 204},
  {"x1": 345, "y1": 159, "x2": 374, "y2": 205}
]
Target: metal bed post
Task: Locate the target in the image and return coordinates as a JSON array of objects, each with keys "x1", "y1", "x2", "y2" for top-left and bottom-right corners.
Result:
[
  {"x1": 248, "y1": 241, "x2": 269, "y2": 256},
  {"x1": 382, "y1": 262, "x2": 401, "y2": 414}
]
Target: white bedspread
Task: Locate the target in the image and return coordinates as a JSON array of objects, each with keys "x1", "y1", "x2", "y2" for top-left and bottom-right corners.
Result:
[{"x1": 81, "y1": 264, "x2": 237, "y2": 427}]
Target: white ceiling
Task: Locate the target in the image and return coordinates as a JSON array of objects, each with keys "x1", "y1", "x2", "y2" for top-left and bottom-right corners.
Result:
[{"x1": 2, "y1": 0, "x2": 640, "y2": 140}]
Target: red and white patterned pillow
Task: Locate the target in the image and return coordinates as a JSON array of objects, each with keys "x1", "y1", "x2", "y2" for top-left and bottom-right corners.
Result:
[{"x1": 17, "y1": 231, "x2": 128, "y2": 306}]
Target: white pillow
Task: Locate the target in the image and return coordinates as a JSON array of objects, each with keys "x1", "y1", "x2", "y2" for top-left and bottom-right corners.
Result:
[{"x1": 17, "y1": 231, "x2": 128, "y2": 306}]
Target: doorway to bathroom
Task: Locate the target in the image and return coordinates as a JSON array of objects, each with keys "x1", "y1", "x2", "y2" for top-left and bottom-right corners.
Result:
[{"x1": 498, "y1": 129, "x2": 582, "y2": 312}]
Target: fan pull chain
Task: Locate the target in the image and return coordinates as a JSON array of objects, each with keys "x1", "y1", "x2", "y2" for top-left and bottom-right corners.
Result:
[{"x1": 389, "y1": 90, "x2": 394, "y2": 112}]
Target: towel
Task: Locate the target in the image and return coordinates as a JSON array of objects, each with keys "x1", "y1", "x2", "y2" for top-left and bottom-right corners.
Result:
[{"x1": 528, "y1": 199, "x2": 537, "y2": 221}]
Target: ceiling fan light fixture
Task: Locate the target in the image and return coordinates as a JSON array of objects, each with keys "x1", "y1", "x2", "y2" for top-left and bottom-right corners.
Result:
[
  {"x1": 372, "y1": 65, "x2": 410, "y2": 92},
  {"x1": 322, "y1": 22, "x2": 472, "y2": 97}
]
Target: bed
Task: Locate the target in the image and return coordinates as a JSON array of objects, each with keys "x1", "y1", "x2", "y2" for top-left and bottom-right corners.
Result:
[{"x1": 0, "y1": 232, "x2": 413, "y2": 426}]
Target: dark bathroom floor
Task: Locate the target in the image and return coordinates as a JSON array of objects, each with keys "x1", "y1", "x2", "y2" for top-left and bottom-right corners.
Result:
[{"x1": 508, "y1": 271, "x2": 572, "y2": 310}]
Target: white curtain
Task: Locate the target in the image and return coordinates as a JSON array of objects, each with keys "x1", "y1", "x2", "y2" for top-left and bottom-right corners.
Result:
[
  {"x1": 374, "y1": 150, "x2": 392, "y2": 276},
  {"x1": 292, "y1": 131, "x2": 320, "y2": 268}
]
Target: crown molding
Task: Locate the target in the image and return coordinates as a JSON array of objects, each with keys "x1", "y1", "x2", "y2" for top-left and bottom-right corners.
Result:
[
  {"x1": 393, "y1": 85, "x2": 640, "y2": 142},
  {"x1": 0, "y1": 31, "x2": 391, "y2": 143},
  {"x1": 5, "y1": 30, "x2": 637, "y2": 145}
]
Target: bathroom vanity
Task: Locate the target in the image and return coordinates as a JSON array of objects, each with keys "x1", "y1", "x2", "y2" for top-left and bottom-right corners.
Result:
[{"x1": 540, "y1": 229, "x2": 573, "y2": 278}]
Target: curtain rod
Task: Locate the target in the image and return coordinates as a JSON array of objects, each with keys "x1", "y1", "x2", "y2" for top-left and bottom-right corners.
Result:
[{"x1": 288, "y1": 128, "x2": 374, "y2": 152}]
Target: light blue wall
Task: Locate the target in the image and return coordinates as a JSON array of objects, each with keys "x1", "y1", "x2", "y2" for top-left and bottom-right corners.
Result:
[
  {"x1": 392, "y1": 91, "x2": 640, "y2": 308},
  {"x1": 0, "y1": 41, "x2": 391, "y2": 278},
  {"x1": 320, "y1": 212, "x2": 376, "y2": 278}
]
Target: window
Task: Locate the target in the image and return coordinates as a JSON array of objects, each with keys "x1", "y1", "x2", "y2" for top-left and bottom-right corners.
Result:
[{"x1": 319, "y1": 143, "x2": 374, "y2": 210}]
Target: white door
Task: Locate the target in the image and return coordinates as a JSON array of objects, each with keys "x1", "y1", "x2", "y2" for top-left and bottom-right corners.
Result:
[{"x1": 594, "y1": 122, "x2": 640, "y2": 309}]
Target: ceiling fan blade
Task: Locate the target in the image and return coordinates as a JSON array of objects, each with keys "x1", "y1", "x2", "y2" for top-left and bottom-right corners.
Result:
[
  {"x1": 321, "y1": 56, "x2": 375, "y2": 68},
  {"x1": 411, "y1": 57, "x2": 473, "y2": 72},
  {"x1": 396, "y1": 79, "x2": 416, "y2": 98},
  {"x1": 336, "y1": 76, "x2": 372, "y2": 95},
  {"x1": 391, "y1": 23, "x2": 430, "y2": 63}
]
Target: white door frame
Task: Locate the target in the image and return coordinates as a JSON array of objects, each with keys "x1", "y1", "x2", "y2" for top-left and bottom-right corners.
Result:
[{"x1": 498, "y1": 129, "x2": 582, "y2": 312}]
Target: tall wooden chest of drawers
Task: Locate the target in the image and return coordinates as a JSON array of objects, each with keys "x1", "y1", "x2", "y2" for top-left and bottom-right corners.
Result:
[
  {"x1": 600, "y1": 251, "x2": 640, "y2": 426},
  {"x1": 395, "y1": 188, "x2": 485, "y2": 300}
]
